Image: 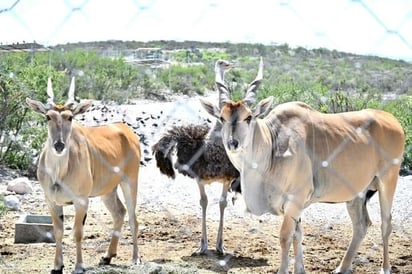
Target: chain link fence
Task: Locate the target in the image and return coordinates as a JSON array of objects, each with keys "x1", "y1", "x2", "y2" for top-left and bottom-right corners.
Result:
[{"x1": 1, "y1": 0, "x2": 412, "y2": 273}]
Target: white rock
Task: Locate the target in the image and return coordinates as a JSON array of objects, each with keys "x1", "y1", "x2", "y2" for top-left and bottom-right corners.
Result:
[
  {"x1": 7, "y1": 177, "x2": 33, "y2": 195},
  {"x1": 4, "y1": 195, "x2": 20, "y2": 210}
]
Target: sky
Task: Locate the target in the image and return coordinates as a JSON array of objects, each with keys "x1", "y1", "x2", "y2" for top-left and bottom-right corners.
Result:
[{"x1": 0, "y1": 0, "x2": 411, "y2": 61}]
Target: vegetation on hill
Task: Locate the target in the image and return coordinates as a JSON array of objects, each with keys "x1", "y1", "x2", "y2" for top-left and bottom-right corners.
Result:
[{"x1": 0, "y1": 40, "x2": 411, "y2": 174}]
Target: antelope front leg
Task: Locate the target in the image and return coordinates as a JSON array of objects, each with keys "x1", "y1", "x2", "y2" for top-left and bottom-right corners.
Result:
[
  {"x1": 278, "y1": 215, "x2": 296, "y2": 274},
  {"x1": 216, "y1": 183, "x2": 229, "y2": 254},
  {"x1": 278, "y1": 197, "x2": 305, "y2": 274},
  {"x1": 49, "y1": 204, "x2": 64, "y2": 274},
  {"x1": 292, "y1": 218, "x2": 305, "y2": 274},
  {"x1": 73, "y1": 199, "x2": 89, "y2": 273}
]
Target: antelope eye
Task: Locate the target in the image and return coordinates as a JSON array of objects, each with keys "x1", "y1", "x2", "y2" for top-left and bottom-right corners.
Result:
[
  {"x1": 45, "y1": 115, "x2": 51, "y2": 121},
  {"x1": 220, "y1": 117, "x2": 225, "y2": 123},
  {"x1": 67, "y1": 116, "x2": 73, "y2": 122},
  {"x1": 245, "y1": 115, "x2": 252, "y2": 123}
]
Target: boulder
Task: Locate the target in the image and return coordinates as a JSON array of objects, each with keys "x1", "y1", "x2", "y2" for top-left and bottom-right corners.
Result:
[
  {"x1": 7, "y1": 177, "x2": 33, "y2": 195},
  {"x1": 4, "y1": 195, "x2": 20, "y2": 210}
]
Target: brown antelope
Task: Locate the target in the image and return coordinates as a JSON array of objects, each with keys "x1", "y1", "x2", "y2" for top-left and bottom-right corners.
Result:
[
  {"x1": 200, "y1": 59, "x2": 405, "y2": 274},
  {"x1": 26, "y1": 77, "x2": 141, "y2": 274}
]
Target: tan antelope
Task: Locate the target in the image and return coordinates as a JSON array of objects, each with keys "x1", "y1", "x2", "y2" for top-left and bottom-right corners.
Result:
[
  {"x1": 200, "y1": 59, "x2": 405, "y2": 274},
  {"x1": 26, "y1": 77, "x2": 141, "y2": 274}
]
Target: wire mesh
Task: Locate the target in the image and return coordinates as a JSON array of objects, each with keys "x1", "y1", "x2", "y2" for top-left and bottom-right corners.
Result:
[{"x1": 0, "y1": 1, "x2": 411, "y2": 273}]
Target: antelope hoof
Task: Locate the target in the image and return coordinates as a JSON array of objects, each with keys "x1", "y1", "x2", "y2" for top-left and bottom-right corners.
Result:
[
  {"x1": 50, "y1": 266, "x2": 64, "y2": 274},
  {"x1": 332, "y1": 268, "x2": 352, "y2": 274},
  {"x1": 132, "y1": 256, "x2": 142, "y2": 265},
  {"x1": 74, "y1": 263, "x2": 86, "y2": 274},
  {"x1": 99, "y1": 256, "x2": 113, "y2": 265}
]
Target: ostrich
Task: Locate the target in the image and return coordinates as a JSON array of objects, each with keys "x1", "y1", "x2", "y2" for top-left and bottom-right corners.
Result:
[{"x1": 152, "y1": 60, "x2": 240, "y2": 255}]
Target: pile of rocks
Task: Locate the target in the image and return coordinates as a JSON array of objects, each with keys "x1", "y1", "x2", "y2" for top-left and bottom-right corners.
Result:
[{"x1": 1, "y1": 177, "x2": 34, "y2": 211}]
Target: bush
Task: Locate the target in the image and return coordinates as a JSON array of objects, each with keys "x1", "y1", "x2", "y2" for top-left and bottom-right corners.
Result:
[
  {"x1": 383, "y1": 96, "x2": 412, "y2": 173},
  {"x1": 159, "y1": 64, "x2": 212, "y2": 95},
  {"x1": 0, "y1": 60, "x2": 49, "y2": 173}
]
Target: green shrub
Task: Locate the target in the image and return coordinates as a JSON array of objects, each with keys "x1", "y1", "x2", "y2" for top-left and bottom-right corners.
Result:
[
  {"x1": 0, "y1": 63, "x2": 48, "y2": 173},
  {"x1": 159, "y1": 64, "x2": 211, "y2": 95},
  {"x1": 383, "y1": 96, "x2": 412, "y2": 173}
]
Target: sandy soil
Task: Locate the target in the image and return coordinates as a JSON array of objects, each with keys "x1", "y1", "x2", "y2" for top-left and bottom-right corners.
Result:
[
  {"x1": 1, "y1": 96, "x2": 412, "y2": 273},
  {"x1": 1, "y1": 161, "x2": 412, "y2": 273}
]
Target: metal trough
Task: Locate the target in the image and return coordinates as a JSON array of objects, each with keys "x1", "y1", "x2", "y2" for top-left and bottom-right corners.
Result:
[{"x1": 15, "y1": 214, "x2": 55, "y2": 243}]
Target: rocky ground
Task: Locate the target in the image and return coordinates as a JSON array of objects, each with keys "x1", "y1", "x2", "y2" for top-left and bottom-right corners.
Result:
[{"x1": 1, "y1": 96, "x2": 412, "y2": 273}]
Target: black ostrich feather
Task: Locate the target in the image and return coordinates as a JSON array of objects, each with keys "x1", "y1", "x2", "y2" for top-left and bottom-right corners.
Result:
[{"x1": 152, "y1": 123, "x2": 240, "y2": 192}]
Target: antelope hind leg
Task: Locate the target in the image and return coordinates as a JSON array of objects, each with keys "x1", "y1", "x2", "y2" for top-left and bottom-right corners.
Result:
[
  {"x1": 334, "y1": 195, "x2": 371, "y2": 274},
  {"x1": 120, "y1": 179, "x2": 140, "y2": 264},
  {"x1": 100, "y1": 189, "x2": 126, "y2": 265}
]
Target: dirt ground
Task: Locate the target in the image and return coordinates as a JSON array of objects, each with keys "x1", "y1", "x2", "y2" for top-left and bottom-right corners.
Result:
[{"x1": 1, "y1": 163, "x2": 412, "y2": 274}]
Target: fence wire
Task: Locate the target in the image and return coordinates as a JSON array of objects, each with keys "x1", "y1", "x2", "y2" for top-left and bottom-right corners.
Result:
[{"x1": 0, "y1": 1, "x2": 412, "y2": 274}]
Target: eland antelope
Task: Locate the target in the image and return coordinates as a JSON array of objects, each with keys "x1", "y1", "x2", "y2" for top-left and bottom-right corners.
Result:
[
  {"x1": 200, "y1": 59, "x2": 405, "y2": 274},
  {"x1": 26, "y1": 77, "x2": 141, "y2": 273}
]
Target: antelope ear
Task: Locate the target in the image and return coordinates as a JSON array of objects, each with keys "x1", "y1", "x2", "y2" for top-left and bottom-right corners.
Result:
[
  {"x1": 72, "y1": 100, "x2": 92, "y2": 115},
  {"x1": 200, "y1": 98, "x2": 220, "y2": 119},
  {"x1": 253, "y1": 96, "x2": 273, "y2": 118},
  {"x1": 26, "y1": 98, "x2": 48, "y2": 114}
]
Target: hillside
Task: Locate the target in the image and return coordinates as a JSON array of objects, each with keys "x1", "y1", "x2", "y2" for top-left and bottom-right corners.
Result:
[{"x1": 53, "y1": 40, "x2": 412, "y2": 98}]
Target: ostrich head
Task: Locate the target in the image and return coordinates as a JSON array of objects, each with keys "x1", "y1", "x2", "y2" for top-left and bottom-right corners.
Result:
[{"x1": 214, "y1": 59, "x2": 234, "y2": 83}]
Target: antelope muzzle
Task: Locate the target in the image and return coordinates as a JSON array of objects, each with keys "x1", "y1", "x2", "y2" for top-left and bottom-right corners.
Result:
[
  {"x1": 54, "y1": 140, "x2": 65, "y2": 153},
  {"x1": 227, "y1": 137, "x2": 239, "y2": 151}
]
